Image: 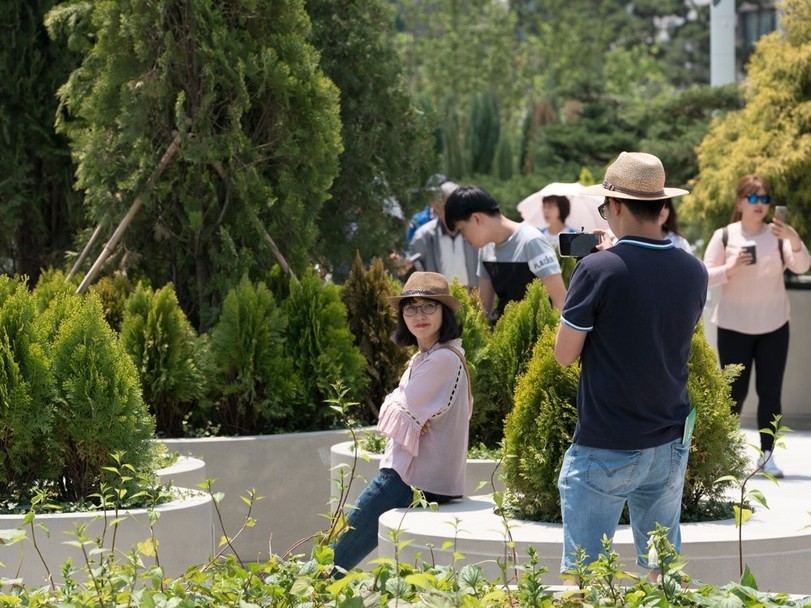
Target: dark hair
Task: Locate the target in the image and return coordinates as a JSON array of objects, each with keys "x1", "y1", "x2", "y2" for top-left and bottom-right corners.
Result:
[
  {"x1": 392, "y1": 298, "x2": 463, "y2": 347},
  {"x1": 612, "y1": 197, "x2": 666, "y2": 222},
  {"x1": 444, "y1": 185, "x2": 500, "y2": 232},
  {"x1": 731, "y1": 175, "x2": 770, "y2": 222},
  {"x1": 660, "y1": 199, "x2": 683, "y2": 237},
  {"x1": 542, "y1": 195, "x2": 571, "y2": 223}
]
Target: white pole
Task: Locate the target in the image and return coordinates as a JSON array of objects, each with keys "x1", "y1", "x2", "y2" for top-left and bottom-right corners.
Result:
[{"x1": 710, "y1": 0, "x2": 736, "y2": 86}]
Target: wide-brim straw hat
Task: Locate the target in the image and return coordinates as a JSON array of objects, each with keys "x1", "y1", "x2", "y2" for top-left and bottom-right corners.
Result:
[
  {"x1": 582, "y1": 152, "x2": 688, "y2": 200},
  {"x1": 387, "y1": 272, "x2": 461, "y2": 313}
]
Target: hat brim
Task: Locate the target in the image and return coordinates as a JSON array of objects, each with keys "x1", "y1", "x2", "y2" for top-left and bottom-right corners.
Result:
[
  {"x1": 387, "y1": 293, "x2": 461, "y2": 314},
  {"x1": 581, "y1": 184, "x2": 688, "y2": 200}
]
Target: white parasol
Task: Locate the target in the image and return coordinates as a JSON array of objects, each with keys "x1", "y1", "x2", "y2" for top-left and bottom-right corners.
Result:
[{"x1": 517, "y1": 182, "x2": 608, "y2": 233}]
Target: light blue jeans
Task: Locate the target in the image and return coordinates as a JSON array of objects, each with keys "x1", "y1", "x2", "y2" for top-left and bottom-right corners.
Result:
[
  {"x1": 332, "y1": 468, "x2": 453, "y2": 575},
  {"x1": 557, "y1": 438, "x2": 689, "y2": 573}
]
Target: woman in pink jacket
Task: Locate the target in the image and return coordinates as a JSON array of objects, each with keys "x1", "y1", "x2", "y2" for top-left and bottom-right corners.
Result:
[
  {"x1": 704, "y1": 175, "x2": 810, "y2": 477},
  {"x1": 331, "y1": 272, "x2": 472, "y2": 576}
]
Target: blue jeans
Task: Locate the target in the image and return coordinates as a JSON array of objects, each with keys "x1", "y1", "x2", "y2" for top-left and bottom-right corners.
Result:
[
  {"x1": 332, "y1": 468, "x2": 453, "y2": 574},
  {"x1": 557, "y1": 439, "x2": 689, "y2": 572}
]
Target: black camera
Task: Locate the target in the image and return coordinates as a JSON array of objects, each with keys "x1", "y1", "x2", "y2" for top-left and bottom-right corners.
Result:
[{"x1": 558, "y1": 232, "x2": 600, "y2": 258}]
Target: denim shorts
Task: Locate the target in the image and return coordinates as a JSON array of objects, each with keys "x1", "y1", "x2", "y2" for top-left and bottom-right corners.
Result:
[{"x1": 557, "y1": 438, "x2": 689, "y2": 572}]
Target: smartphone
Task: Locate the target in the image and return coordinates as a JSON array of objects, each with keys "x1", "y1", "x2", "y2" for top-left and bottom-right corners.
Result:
[
  {"x1": 559, "y1": 232, "x2": 600, "y2": 258},
  {"x1": 774, "y1": 205, "x2": 788, "y2": 223}
]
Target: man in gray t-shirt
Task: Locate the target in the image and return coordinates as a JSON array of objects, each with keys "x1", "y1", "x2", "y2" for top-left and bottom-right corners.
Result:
[{"x1": 444, "y1": 186, "x2": 565, "y2": 321}]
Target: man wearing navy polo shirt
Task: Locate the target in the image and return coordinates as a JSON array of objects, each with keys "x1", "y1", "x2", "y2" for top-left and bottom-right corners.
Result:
[{"x1": 554, "y1": 152, "x2": 708, "y2": 582}]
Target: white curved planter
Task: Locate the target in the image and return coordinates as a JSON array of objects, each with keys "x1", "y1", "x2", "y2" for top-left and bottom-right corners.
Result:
[
  {"x1": 161, "y1": 428, "x2": 353, "y2": 561},
  {"x1": 156, "y1": 454, "x2": 207, "y2": 488},
  {"x1": 0, "y1": 489, "x2": 214, "y2": 585},
  {"x1": 329, "y1": 440, "x2": 504, "y2": 507}
]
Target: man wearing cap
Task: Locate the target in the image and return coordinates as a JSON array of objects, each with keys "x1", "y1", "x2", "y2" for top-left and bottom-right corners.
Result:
[
  {"x1": 444, "y1": 185, "x2": 566, "y2": 321},
  {"x1": 553, "y1": 152, "x2": 708, "y2": 581},
  {"x1": 409, "y1": 180, "x2": 479, "y2": 289}
]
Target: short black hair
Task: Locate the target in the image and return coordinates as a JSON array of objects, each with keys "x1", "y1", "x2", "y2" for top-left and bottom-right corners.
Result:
[
  {"x1": 444, "y1": 185, "x2": 500, "y2": 232},
  {"x1": 392, "y1": 298, "x2": 463, "y2": 347},
  {"x1": 543, "y1": 195, "x2": 571, "y2": 223},
  {"x1": 612, "y1": 197, "x2": 666, "y2": 222}
]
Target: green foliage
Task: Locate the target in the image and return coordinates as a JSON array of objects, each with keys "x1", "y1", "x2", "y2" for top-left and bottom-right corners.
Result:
[
  {"x1": 502, "y1": 327, "x2": 579, "y2": 520},
  {"x1": 47, "y1": 0, "x2": 342, "y2": 328},
  {"x1": 492, "y1": 128, "x2": 515, "y2": 180},
  {"x1": 89, "y1": 271, "x2": 136, "y2": 332},
  {"x1": 0, "y1": 282, "x2": 59, "y2": 497},
  {"x1": 307, "y1": 0, "x2": 435, "y2": 278},
  {"x1": 684, "y1": 0, "x2": 811, "y2": 244},
  {"x1": 31, "y1": 268, "x2": 80, "y2": 313},
  {"x1": 440, "y1": 94, "x2": 465, "y2": 180},
  {"x1": 120, "y1": 284, "x2": 209, "y2": 437},
  {"x1": 206, "y1": 276, "x2": 297, "y2": 435},
  {"x1": 0, "y1": 0, "x2": 85, "y2": 281},
  {"x1": 466, "y1": 91, "x2": 500, "y2": 175},
  {"x1": 50, "y1": 294, "x2": 157, "y2": 501},
  {"x1": 471, "y1": 280, "x2": 558, "y2": 447},
  {"x1": 683, "y1": 324, "x2": 749, "y2": 509},
  {"x1": 340, "y1": 254, "x2": 409, "y2": 425},
  {"x1": 284, "y1": 270, "x2": 368, "y2": 430}
]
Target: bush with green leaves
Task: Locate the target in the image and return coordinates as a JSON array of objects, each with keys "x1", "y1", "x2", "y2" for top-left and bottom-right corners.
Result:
[
  {"x1": 89, "y1": 271, "x2": 136, "y2": 332},
  {"x1": 471, "y1": 280, "x2": 558, "y2": 447},
  {"x1": 0, "y1": 280, "x2": 59, "y2": 499},
  {"x1": 50, "y1": 294, "x2": 157, "y2": 501},
  {"x1": 502, "y1": 326, "x2": 579, "y2": 520},
  {"x1": 206, "y1": 276, "x2": 298, "y2": 435},
  {"x1": 120, "y1": 283, "x2": 209, "y2": 437},
  {"x1": 340, "y1": 254, "x2": 409, "y2": 425},
  {"x1": 284, "y1": 270, "x2": 368, "y2": 431},
  {"x1": 31, "y1": 268, "x2": 79, "y2": 313}
]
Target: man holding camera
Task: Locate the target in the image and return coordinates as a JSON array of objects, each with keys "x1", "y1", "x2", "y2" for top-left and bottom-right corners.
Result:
[{"x1": 553, "y1": 152, "x2": 708, "y2": 581}]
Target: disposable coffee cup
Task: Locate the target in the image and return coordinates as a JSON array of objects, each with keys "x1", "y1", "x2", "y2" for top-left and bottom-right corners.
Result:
[{"x1": 742, "y1": 240, "x2": 757, "y2": 265}]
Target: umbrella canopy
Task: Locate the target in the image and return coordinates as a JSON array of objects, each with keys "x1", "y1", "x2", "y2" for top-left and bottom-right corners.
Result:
[{"x1": 517, "y1": 182, "x2": 608, "y2": 233}]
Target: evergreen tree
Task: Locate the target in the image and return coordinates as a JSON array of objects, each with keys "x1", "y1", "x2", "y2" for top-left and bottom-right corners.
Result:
[
  {"x1": 46, "y1": 0, "x2": 342, "y2": 328},
  {"x1": 0, "y1": 1, "x2": 85, "y2": 280},
  {"x1": 683, "y1": 0, "x2": 811, "y2": 244},
  {"x1": 307, "y1": 0, "x2": 435, "y2": 278}
]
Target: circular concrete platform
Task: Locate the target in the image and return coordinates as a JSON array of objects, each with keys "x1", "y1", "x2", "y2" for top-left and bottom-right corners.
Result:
[{"x1": 377, "y1": 430, "x2": 811, "y2": 595}]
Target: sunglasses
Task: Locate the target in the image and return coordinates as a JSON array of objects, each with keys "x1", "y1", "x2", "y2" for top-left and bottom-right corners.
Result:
[
  {"x1": 746, "y1": 193, "x2": 771, "y2": 205},
  {"x1": 598, "y1": 199, "x2": 609, "y2": 220}
]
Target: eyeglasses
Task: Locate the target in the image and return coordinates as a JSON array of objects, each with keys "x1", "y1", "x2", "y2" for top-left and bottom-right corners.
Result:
[
  {"x1": 403, "y1": 301, "x2": 439, "y2": 317},
  {"x1": 746, "y1": 193, "x2": 771, "y2": 205},
  {"x1": 598, "y1": 199, "x2": 609, "y2": 220}
]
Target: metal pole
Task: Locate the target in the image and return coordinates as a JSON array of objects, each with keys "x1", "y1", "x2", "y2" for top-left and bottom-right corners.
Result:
[{"x1": 710, "y1": 0, "x2": 736, "y2": 86}]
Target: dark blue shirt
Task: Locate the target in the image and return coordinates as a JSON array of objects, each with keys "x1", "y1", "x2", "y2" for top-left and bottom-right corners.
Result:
[{"x1": 560, "y1": 237, "x2": 708, "y2": 450}]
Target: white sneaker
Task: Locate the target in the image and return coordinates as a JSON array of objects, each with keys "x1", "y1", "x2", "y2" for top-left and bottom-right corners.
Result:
[{"x1": 756, "y1": 450, "x2": 784, "y2": 478}]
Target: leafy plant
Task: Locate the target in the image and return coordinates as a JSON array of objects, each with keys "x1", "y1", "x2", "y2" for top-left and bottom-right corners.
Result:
[
  {"x1": 89, "y1": 271, "x2": 136, "y2": 332},
  {"x1": 31, "y1": 268, "x2": 79, "y2": 313},
  {"x1": 340, "y1": 254, "x2": 409, "y2": 424},
  {"x1": 120, "y1": 283, "x2": 209, "y2": 437},
  {"x1": 50, "y1": 294, "x2": 158, "y2": 501},
  {"x1": 206, "y1": 276, "x2": 298, "y2": 435},
  {"x1": 471, "y1": 279, "x2": 558, "y2": 446},
  {"x1": 284, "y1": 269, "x2": 368, "y2": 430}
]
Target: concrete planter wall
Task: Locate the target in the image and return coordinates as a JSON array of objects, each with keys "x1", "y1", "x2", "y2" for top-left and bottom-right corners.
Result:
[
  {"x1": 0, "y1": 489, "x2": 214, "y2": 585},
  {"x1": 161, "y1": 428, "x2": 352, "y2": 562},
  {"x1": 329, "y1": 440, "x2": 504, "y2": 506},
  {"x1": 703, "y1": 285, "x2": 811, "y2": 430},
  {"x1": 156, "y1": 454, "x2": 206, "y2": 488}
]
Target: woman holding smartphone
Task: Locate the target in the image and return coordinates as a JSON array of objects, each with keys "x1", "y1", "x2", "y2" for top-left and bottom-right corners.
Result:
[{"x1": 703, "y1": 175, "x2": 810, "y2": 477}]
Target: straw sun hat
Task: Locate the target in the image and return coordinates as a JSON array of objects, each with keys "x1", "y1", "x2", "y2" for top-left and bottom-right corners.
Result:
[
  {"x1": 582, "y1": 152, "x2": 688, "y2": 200},
  {"x1": 387, "y1": 272, "x2": 461, "y2": 313}
]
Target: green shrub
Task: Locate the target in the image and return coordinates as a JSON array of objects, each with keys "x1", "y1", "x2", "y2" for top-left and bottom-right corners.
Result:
[
  {"x1": 207, "y1": 276, "x2": 298, "y2": 435},
  {"x1": 120, "y1": 283, "x2": 209, "y2": 437},
  {"x1": 0, "y1": 282, "x2": 58, "y2": 498},
  {"x1": 284, "y1": 269, "x2": 368, "y2": 430},
  {"x1": 682, "y1": 323, "x2": 748, "y2": 511},
  {"x1": 471, "y1": 280, "x2": 558, "y2": 446},
  {"x1": 340, "y1": 254, "x2": 409, "y2": 425},
  {"x1": 90, "y1": 271, "x2": 137, "y2": 332},
  {"x1": 502, "y1": 326, "x2": 579, "y2": 520},
  {"x1": 31, "y1": 268, "x2": 79, "y2": 313},
  {"x1": 50, "y1": 294, "x2": 157, "y2": 501}
]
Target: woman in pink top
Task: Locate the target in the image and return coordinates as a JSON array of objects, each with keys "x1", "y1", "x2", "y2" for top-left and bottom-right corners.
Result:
[
  {"x1": 332, "y1": 272, "x2": 472, "y2": 575},
  {"x1": 704, "y1": 175, "x2": 810, "y2": 477}
]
